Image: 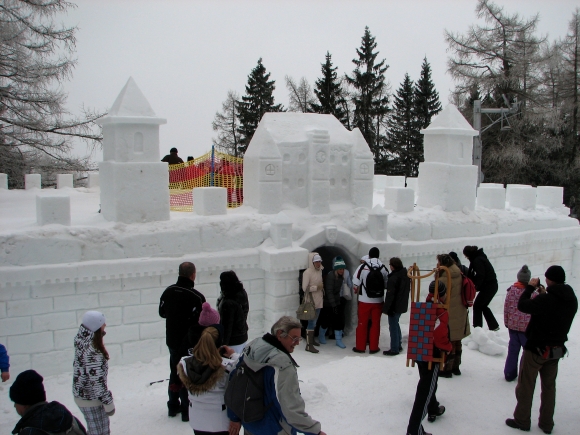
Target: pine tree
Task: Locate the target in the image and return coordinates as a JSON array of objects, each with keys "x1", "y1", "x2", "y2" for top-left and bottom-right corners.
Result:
[
  {"x1": 346, "y1": 27, "x2": 390, "y2": 163},
  {"x1": 236, "y1": 58, "x2": 284, "y2": 154},
  {"x1": 311, "y1": 52, "x2": 348, "y2": 126},
  {"x1": 387, "y1": 74, "x2": 421, "y2": 176},
  {"x1": 414, "y1": 57, "x2": 442, "y2": 129}
]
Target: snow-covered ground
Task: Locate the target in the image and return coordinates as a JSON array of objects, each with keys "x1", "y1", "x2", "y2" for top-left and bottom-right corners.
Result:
[{"x1": 1, "y1": 318, "x2": 578, "y2": 435}]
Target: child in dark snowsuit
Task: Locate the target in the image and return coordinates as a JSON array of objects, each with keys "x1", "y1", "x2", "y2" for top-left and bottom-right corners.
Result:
[{"x1": 407, "y1": 280, "x2": 452, "y2": 435}]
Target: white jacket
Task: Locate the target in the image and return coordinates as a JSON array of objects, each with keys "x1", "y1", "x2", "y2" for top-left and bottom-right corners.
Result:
[
  {"x1": 178, "y1": 354, "x2": 239, "y2": 432},
  {"x1": 352, "y1": 258, "x2": 389, "y2": 303}
]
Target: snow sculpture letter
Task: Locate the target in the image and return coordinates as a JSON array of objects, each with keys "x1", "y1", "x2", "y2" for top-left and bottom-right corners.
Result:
[
  {"x1": 97, "y1": 77, "x2": 169, "y2": 223},
  {"x1": 416, "y1": 104, "x2": 479, "y2": 211}
]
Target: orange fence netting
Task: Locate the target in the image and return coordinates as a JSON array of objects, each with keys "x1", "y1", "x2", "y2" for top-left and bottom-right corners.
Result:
[{"x1": 168, "y1": 150, "x2": 243, "y2": 212}]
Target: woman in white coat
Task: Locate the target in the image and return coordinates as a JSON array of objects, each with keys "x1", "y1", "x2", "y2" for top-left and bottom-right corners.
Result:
[
  {"x1": 178, "y1": 326, "x2": 241, "y2": 435},
  {"x1": 301, "y1": 252, "x2": 324, "y2": 353}
]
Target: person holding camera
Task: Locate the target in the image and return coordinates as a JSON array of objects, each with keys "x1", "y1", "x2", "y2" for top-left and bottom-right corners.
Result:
[{"x1": 506, "y1": 265, "x2": 578, "y2": 434}]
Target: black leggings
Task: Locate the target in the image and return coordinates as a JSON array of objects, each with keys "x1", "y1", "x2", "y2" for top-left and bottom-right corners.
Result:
[
  {"x1": 407, "y1": 361, "x2": 440, "y2": 435},
  {"x1": 473, "y1": 288, "x2": 499, "y2": 330}
]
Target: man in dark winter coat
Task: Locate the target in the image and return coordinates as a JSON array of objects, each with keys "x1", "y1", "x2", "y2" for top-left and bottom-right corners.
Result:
[
  {"x1": 10, "y1": 370, "x2": 86, "y2": 435},
  {"x1": 382, "y1": 257, "x2": 410, "y2": 355},
  {"x1": 463, "y1": 245, "x2": 499, "y2": 331},
  {"x1": 159, "y1": 262, "x2": 206, "y2": 420},
  {"x1": 161, "y1": 147, "x2": 184, "y2": 164},
  {"x1": 506, "y1": 265, "x2": 578, "y2": 434}
]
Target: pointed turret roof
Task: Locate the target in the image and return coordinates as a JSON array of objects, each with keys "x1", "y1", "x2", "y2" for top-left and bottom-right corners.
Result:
[
  {"x1": 97, "y1": 77, "x2": 166, "y2": 126},
  {"x1": 109, "y1": 77, "x2": 156, "y2": 116},
  {"x1": 420, "y1": 104, "x2": 478, "y2": 136}
]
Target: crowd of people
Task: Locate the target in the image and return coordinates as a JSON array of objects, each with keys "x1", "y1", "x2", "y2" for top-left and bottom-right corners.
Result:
[{"x1": 4, "y1": 248, "x2": 577, "y2": 435}]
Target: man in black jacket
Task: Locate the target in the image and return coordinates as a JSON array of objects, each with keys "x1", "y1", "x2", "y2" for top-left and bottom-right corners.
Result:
[
  {"x1": 161, "y1": 147, "x2": 184, "y2": 164},
  {"x1": 506, "y1": 265, "x2": 578, "y2": 434},
  {"x1": 382, "y1": 257, "x2": 410, "y2": 356},
  {"x1": 159, "y1": 262, "x2": 206, "y2": 421},
  {"x1": 11, "y1": 370, "x2": 86, "y2": 435},
  {"x1": 463, "y1": 245, "x2": 500, "y2": 331}
]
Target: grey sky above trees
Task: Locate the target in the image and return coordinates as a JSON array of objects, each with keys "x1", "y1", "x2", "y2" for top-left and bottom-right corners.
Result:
[{"x1": 61, "y1": 0, "x2": 578, "y2": 161}]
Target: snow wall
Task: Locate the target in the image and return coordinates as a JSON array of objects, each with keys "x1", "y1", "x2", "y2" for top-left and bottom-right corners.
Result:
[{"x1": 1, "y1": 91, "x2": 580, "y2": 378}]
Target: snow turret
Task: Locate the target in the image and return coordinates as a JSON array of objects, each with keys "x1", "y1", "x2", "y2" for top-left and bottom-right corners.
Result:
[
  {"x1": 416, "y1": 104, "x2": 479, "y2": 211},
  {"x1": 97, "y1": 77, "x2": 170, "y2": 223},
  {"x1": 98, "y1": 77, "x2": 167, "y2": 163}
]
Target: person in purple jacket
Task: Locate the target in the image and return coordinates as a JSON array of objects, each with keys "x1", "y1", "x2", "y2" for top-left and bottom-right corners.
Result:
[{"x1": 503, "y1": 265, "x2": 534, "y2": 382}]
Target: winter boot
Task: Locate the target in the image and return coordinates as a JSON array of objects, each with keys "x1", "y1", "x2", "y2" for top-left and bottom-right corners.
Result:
[
  {"x1": 428, "y1": 405, "x2": 445, "y2": 422},
  {"x1": 335, "y1": 330, "x2": 346, "y2": 348},
  {"x1": 306, "y1": 330, "x2": 319, "y2": 353},
  {"x1": 318, "y1": 327, "x2": 328, "y2": 345}
]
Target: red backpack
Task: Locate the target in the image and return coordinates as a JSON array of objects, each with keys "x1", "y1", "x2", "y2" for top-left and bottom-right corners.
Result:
[{"x1": 460, "y1": 273, "x2": 476, "y2": 308}]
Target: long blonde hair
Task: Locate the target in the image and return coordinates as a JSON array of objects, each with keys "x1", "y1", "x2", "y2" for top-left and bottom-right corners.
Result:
[{"x1": 192, "y1": 327, "x2": 222, "y2": 370}]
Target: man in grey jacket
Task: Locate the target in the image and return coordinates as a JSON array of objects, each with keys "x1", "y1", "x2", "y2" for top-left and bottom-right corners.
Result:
[{"x1": 228, "y1": 316, "x2": 327, "y2": 435}]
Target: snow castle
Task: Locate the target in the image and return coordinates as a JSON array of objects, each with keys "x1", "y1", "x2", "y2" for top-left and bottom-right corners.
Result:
[{"x1": 1, "y1": 79, "x2": 579, "y2": 377}]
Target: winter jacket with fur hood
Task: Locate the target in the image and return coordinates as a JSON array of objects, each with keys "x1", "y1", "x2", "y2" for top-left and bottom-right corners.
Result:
[
  {"x1": 177, "y1": 353, "x2": 239, "y2": 433},
  {"x1": 228, "y1": 334, "x2": 321, "y2": 435},
  {"x1": 72, "y1": 325, "x2": 114, "y2": 411},
  {"x1": 302, "y1": 252, "x2": 324, "y2": 309}
]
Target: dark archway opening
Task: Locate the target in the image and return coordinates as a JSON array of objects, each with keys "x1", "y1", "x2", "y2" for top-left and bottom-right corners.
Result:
[{"x1": 297, "y1": 245, "x2": 358, "y2": 338}]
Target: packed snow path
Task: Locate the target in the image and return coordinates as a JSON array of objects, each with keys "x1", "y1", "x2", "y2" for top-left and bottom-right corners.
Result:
[{"x1": 2, "y1": 320, "x2": 578, "y2": 435}]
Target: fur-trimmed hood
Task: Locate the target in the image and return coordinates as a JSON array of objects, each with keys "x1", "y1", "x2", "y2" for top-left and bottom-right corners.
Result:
[{"x1": 177, "y1": 356, "x2": 225, "y2": 396}]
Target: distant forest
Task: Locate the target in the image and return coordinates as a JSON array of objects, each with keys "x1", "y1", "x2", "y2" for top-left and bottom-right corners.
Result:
[{"x1": 213, "y1": 0, "x2": 580, "y2": 216}]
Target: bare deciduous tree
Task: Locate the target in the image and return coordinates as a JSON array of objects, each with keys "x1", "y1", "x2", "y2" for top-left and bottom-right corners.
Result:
[
  {"x1": 0, "y1": 0, "x2": 105, "y2": 188},
  {"x1": 285, "y1": 75, "x2": 315, "y2": 112},
  {"x1": 445, "y1": 0, "x2": 546, "y2": 107},
  {"x1": 212, "y1": 90, "x2": 241, "y2": 157}
]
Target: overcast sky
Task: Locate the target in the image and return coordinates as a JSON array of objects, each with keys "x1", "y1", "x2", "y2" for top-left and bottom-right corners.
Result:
[{"x1": 63, "y1": 0, "x2": 579, "y2": 161}]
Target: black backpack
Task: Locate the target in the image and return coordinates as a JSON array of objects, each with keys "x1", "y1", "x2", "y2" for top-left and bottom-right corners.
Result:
[
  {"x1": 224, "y1": 358, "x2": 271, "y2": 423},
  {"x1": 358, "y1": 261, "x2": 386, "y2": 299}
]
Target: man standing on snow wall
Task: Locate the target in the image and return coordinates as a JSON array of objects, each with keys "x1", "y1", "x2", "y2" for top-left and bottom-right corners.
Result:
[
  {"x1": 352, "y1": 247, "x2": 388, "y2": 354},
  {"x1": 159, "y1": 262, "x2": 206, "y2": 422},
  {"x1": 505, "y1": 265, "x2": 578, "y2": 434}
]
